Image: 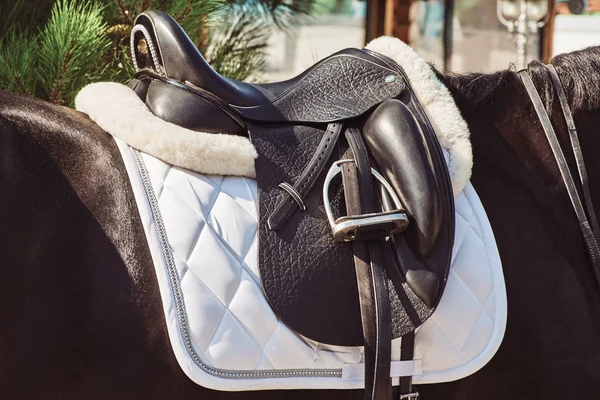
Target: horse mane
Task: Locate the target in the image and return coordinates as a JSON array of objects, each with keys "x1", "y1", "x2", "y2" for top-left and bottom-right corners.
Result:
[{"x1": 441, "y1": 45, "x2": 600, "y2": 117}]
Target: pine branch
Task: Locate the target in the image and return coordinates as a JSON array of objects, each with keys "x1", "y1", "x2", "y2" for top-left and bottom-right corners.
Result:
[
  {"x1": 140, "y1": 0, "x2": 152, "y2": 12},
  {"x1": 37, "y1": 0, "x2": 112, "y2": 105},
  {"x1": 0, "y1": 29, "x2": 37, "y2": 96},
  {"x1": 230, "y1": 0, "x2": 314, "y2": 29},
  {"x1": 176, "y1": 2, "x2": 193, "y2": 22},
  {"x1": 48, "y1": 38, "x2": 76, "y2": 104},
  {"x1": 0, "y1": 0, "x2": 54, "y2": 40},
  {"x1": 207, "y1": 8, "x2": 271, "y2": 81},
  {"x1": 164, "y1": 0, "x2": 225, "y2": 38},
  {"x1": 13, "y1": 75, "x2": 30, "y2": 96},
  {"x1": 106, "y1": 24, "x2": 131, "y2": 39},
  {"x1": 196, "y1": 15, "x2": 210, "y2": 53},
  {"x1": 1, "y1": 0, "x2": 311, "y2": 102},
  {"x1": 116, "y1": 0, "x2": 133, "y2": 25}
]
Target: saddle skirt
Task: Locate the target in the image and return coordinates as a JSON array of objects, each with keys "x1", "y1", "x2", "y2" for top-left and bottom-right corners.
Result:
[{"x1": 76, "y1": 37, "x2": 506, "y2": 391}]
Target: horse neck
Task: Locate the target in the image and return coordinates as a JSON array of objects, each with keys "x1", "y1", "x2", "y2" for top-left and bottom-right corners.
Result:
[
  {"x1": 440, "y1": 67, "x2": 600, "y2": 279},
  {"x1": 442, "y1": 65, "x2": 600, "y2": 199}
]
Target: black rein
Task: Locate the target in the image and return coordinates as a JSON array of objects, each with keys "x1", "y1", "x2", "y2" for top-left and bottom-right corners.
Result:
[{"x1": 519, "y1": 66, "x2": 600, "y2": 287}]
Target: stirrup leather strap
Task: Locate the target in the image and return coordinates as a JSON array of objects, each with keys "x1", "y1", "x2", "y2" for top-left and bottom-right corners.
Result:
[{"x1": 343, "y1": 128, "x2": 392, "y2": 400}]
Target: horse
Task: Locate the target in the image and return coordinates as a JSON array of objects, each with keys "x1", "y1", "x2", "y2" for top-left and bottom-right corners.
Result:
[{"x1": 1, "y1": 42, "x2": 600, "y2": 399}]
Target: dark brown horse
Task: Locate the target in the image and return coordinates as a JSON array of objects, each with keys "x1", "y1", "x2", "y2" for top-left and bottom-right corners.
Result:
[{"x1": 2, "y1": 45, "x2": 600, "y2": 399}]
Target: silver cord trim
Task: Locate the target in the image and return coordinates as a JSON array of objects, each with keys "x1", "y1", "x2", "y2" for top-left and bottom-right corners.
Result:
[{"x1": 130, "y1": 24, "x2": 163, "y2": 74}]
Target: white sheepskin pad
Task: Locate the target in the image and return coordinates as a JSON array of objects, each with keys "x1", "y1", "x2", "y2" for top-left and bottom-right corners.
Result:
[
  {"x1": 75, "y1": 36, "x2": 472, "y2": 194},
  {"x1": 75, "y1": 82, "x2": 258, "y2": 178}
]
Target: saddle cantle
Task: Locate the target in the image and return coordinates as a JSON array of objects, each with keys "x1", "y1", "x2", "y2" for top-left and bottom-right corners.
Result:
[{"x1": 129, "y1": 11, "x2": 454, "y2": 400}]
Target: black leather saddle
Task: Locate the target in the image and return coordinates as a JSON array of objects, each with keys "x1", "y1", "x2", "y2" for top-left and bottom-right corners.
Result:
[{"x1": 129, "y1": 11, "x2": 454, "y2": 400}]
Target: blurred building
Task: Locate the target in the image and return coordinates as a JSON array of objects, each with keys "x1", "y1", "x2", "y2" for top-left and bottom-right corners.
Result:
[
  {"x1": 402, "y1": 0, "x2": 600, "y2": 73},
  {"x1": 264, "y1": 0, "x2": 600, "y2": 79}
]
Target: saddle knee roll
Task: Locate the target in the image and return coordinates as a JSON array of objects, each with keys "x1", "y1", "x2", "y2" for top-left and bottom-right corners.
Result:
[{"x1": 363, "y1": 99, "x2": 451, "y2": 307}]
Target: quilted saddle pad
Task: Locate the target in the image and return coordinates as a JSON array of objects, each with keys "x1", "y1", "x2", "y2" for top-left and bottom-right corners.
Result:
[{"x1": 114, "y1": 138, "x2": 506, "y2": 391}]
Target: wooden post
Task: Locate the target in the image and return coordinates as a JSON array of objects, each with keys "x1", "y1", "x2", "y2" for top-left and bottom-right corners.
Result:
[
  {"x1": 387, "y1": 0, "x2": 415, "y2": 43},
  {"x1": 368, "y1": 0, "x2": 419, "y2": 45},
  {"x1": 443, "y1": 0, "x2": 455, "y2": 72},
  {"x1": 541, "y1": 4, "x2": 556, "y2": 62},
  {"x1": 366, "y1": 0, "x2": 387, "y2": 43}
]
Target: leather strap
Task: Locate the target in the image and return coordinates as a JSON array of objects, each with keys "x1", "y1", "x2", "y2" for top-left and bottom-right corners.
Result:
[
  {"x1": 519, "y1": 69, "x2": 600, "y2": 285},
  {"x1": 399, "y1": 332, "x2": 416, "y2": 398},
  {"x1": 344, "y1": 128, "x2": 392, "y2": 400},
  {"x1": 269, "y1": 122, "x2": 344, "y2": 230},
  {"x1": 545, "y1": 64, "x2": 600, "y2": 243}
]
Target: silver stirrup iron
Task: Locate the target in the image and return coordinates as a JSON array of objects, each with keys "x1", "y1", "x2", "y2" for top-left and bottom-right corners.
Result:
[
  {"x1": 399, "y1": 392, "x2": 419, "y2": 400},
  {"x1": 323, "y1": 159, "x2": 409, "y2": 242}
]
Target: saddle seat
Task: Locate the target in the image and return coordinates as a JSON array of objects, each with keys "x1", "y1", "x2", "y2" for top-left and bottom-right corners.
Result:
[
  {"x1": 134, "y1": 11, "x2": 289, "y2": 108},
  {"x1": 132, "y1": 11, "x2": 406, "y2": 132}
]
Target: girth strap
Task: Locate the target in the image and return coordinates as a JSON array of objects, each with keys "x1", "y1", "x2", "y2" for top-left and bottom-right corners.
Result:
[
  {"x1": 399, "y1": 332, "x2": 417, "y2": 399},
  {"x1": 519, "y1": 69, "x2": 600, "y2": 285}
]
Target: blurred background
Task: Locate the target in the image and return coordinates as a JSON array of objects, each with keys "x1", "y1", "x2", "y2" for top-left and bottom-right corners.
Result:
[
  {"x1": 266, "y1": 0, "x2": 600, "y2": 78},
  {"x1": 1, "y1": 0, "x2": 598, "y2": 106}
]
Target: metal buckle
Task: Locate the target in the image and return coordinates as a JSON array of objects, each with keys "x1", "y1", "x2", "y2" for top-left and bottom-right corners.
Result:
[
  {"x1": 323, "y1": 160, "x2": 409, "y2": 242},
  {"x1": 399, "y1": 392, "x2": 419, "y2": 400}
]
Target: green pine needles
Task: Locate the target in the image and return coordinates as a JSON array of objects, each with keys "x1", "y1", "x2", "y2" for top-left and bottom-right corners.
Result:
[
  {"x1": 0, "y1": 0, "x2": 312, "y2": 106},
  {"x1": 39, "y1": 1, "x2": 112, "y2": 104}
]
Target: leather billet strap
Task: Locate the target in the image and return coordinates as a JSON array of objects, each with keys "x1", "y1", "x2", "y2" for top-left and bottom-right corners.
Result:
[
  {"x1": 342, "y1": 128, "x2": 392, "y2": 400},
  {"x1": 268, "y1": 122, "x2": 344, "y2": 230},
  {"x1": 399, "y1": 332, "x2": 417, "y2": 398},
  {"x1": 519, "y1": 69, "x2": 600, "y2": 285}
]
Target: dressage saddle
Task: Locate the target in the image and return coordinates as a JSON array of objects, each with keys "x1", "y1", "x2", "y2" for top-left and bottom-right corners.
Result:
[{"x1": 128, "y1": 11, "x2": 455, "y2": 400}]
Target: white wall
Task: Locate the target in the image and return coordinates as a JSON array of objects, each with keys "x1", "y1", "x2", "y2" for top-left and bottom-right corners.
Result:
[{"x1": 553, "y1": 14, "x2": 600, "y2": 56}]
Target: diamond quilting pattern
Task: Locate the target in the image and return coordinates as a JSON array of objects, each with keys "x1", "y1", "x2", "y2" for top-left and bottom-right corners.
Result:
[
  {"x1": 180, "y1": 271, "x2": 226, "y2": 351},
  {"x1": 227, "y1": 270, "x2": 279, "y2": 348},
  {"x1": 133, "y1": 149, "x2": 505, "y2": 386},
  {"x1": 186, "y1": 225, "x2": 243, "y2": 306},
  {"x1": 209, "y1": 191, "x2": 258, "y2": 262}
]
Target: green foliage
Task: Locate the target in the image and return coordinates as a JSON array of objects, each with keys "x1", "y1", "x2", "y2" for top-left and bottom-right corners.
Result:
[
  {"x1": 311, "y1": 0, "x2": 352, "y2": 15},
  {"x1": 207, "y1": 7, "x2": 271, "y2": 81},
  {"x1": 0, "y1": 30, "x2": 37, "y2": 96},
  {"x1": 0, "y1": 0, "x2": 53, "y2": 38},
  {"x1": 38, "y1": 0, "x2": 112, "y2": 104},
  {"x1": 0, "y1": 0, "x2": 310, "y2": 106},
  {"x1": 231, "y1": 0, "x2": 313, "y2": 28}
]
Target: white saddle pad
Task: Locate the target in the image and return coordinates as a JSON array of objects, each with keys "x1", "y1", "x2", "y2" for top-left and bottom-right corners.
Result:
[{"x1": 115, "y1": 139, "x2": 506, "y2": 391}]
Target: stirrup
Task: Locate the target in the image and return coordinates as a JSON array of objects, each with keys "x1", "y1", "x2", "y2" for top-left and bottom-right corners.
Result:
[
  {"x1": 323, "y1": 159, "x2": 409, "y2": 242},
  {"x1": 399, "y1": 392, "x2": 419, "y2": 400}
]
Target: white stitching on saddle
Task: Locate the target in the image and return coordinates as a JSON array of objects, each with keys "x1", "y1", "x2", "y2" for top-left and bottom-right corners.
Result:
[
  {"x1": 130, "y1": 24, "x2": 163, "y2": 74},
  {"x1": 278, "y1": 182, "x2": 306, "y2": 211}
]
